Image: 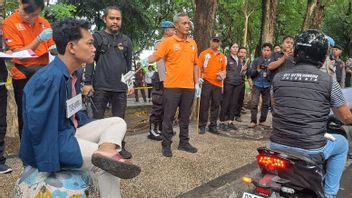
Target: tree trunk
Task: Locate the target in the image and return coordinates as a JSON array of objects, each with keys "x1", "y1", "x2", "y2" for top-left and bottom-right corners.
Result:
[
  {"x1": 242, "y1": 0, "x2": 255, "y2": 48},
  {"x1": 261, "y1": 0, "x2": 278, "y2": 44},
  {"x1": 256, "y1": 0, "x2": 278, "y2": 57},
  {"x1": 194, "y1": 0, "x2": 217, "y2": 53},
  {"x1": 243, "y1": 15, "x2": 249, "y2": 48},
  {"x1": 302, "y1": 0, "x2": 324, "y2": 31},
  {"x1": 0, "y1": 0, "x2": 5, "y2": 20}
]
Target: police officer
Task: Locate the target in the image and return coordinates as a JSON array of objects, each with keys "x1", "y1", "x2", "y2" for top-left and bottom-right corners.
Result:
[
  {"x1": 333, "y1": 45, "x2": 345, "y2": 87},
  {"x1": 4, "y1": 0, "x2": 55, "y2": 138},
  {"x1": 145, "y1": 13, "x2": 200, "y2": 157},
  {"x1": 270, "y1": 30, "x2": 352, "y2": 198},
  {"x1": 83, "y1": 6, "x2": 133, "y2": 159},
  {"x1": 198, "y1": 36, "x2": 226, "y2": 134},
  {"x1": 0, "y1": 19, "x2": 12, "y2": 173},
  {"x1": 147, "y1": 20, "x2": 175, "y2": 141}
]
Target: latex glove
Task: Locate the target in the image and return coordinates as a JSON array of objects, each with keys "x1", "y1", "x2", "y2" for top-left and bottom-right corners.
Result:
[
  {"x1": 37, "y1": 28, "x2": 53, "y2": 42},
  {"x1": 324, "y1": 133, "x2": 336, "y2": 141},
  {"x1": 49, "y1": 44, "x2": 58, "y2": 55},
  {"x1": 141, "y1": 58, "x2": 149, "y2": 66},
  {"x1": 195, "y1": 83, "x2": 201, "y2": 98},
  {"x1": 198, "y1": 78, "x2": 204, "y2": 85}
]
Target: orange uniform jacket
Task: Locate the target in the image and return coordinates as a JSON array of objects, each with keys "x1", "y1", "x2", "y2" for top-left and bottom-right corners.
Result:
[
  {"x1": 3, "y1": 10, "x2": 55, "y2": 80},
  {"x1": 153, "y1": 35, "x2": 198, "y2": 89},
  {"x1": 198, "y1": 48, "x2": 226, "y2": 87}
]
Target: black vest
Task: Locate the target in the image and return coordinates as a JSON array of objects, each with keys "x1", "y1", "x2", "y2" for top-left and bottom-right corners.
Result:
[
  {"x1": 270, "y1": 64, "x2": 332, "y2": 149},
  {"x1": 225, "y1": 55, "x2": 242, "y2": 85}
]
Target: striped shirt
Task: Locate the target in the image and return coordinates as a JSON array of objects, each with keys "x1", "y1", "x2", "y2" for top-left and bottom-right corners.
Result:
[{"x1": 330, "y1": 78, "x2": 345, "y2": 108}]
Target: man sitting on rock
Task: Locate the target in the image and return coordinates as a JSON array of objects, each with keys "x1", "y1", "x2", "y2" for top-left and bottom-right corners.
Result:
[{"x1": 19, "y1": 18, "x2": 140, "y2": 198}]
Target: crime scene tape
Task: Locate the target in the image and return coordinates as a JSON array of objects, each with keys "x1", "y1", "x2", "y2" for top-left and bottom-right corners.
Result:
[{"x1": 134, "y1": 86, "x2": 153, "y2": 90}]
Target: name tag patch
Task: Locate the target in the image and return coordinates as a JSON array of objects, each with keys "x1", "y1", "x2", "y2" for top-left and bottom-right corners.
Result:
[
  {"x1": 66, "y1": 94, "x2": 82, "y2": 118},
  {"x1": 281, "y1": 73, "x2": 318, "y2": 82}
]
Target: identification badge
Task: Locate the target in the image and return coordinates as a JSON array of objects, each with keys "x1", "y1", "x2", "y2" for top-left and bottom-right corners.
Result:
[
  {"x1": 66, "y1": 94, "x2": 82, "y2": 118},
  {"x1": 121, "y1": 73, "x2": 126, "y2": 84}
]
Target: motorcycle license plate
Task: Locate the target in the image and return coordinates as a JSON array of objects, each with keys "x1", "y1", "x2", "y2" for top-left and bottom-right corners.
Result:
[{"x1": 242, "y1": 192, "x2": 264, "y2": 198}]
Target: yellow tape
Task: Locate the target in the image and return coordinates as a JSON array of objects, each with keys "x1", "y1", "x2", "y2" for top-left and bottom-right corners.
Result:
[
  {"x1": 5, "y1": 78, "x2": 11, "y2": 86},
  {"x1": 134, "y1": 86, "x2": 153, "y2": 90}
]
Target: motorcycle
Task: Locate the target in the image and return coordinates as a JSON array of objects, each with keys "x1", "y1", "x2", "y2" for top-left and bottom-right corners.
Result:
[{"x1": 241, "y1": 88, "x2": 352, "y2": 198}]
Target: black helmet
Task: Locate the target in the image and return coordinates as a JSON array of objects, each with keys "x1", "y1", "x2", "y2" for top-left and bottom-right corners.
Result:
[{"x1": 294, "y1": 29, "x2": 328, "y2": 67}]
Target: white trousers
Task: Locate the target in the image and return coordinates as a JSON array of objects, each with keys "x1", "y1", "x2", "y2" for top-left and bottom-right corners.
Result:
[{"x1": 75, "y1": 117, "x2": 126, "y2": 198}]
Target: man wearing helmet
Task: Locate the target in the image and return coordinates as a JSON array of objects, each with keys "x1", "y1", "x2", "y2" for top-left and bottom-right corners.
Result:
[{"x1": 269, "y1": 30, "x2": 352, "y2": 198}]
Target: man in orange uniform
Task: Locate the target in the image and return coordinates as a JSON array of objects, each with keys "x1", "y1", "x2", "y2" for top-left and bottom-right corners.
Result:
[
  {"x1": 198, "y1": 36, "x2": 226, "y2": 134},
  {"x1": 3, "y1": 0, "x2": 55, "y2": 138},
  {"x1": 145, "y1": 13, "x2": 200, "y2": 157}
]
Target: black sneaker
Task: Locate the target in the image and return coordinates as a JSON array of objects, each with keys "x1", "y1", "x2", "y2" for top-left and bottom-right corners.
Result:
[
  {"x1": 228, "y1": 123, "x2": 238, "y2": 130},
  {"x1": 162, "y1": 144, "x2": 172, "y2": 157},
  {"x1": 208, "y1": 126, "x2": 219, "y2": 134},
  {"x1": 119, "y1": 147, "x2": 132, "y2": 159},
  {"x1": 178, "y1": 143, "x2": 198, "y2": 153},
  {"x1": 0, "y1": 164, "x2": 12, "y2": 174},
  {"x1": 199, "y1": 126, "x2": 206, "y2": 134},
  {"x1": 219, "y1": 123, "x2": 229, "y2": 131},
  {"x1": 148, "y1": 129, "x2": 162, "y2": 141}
]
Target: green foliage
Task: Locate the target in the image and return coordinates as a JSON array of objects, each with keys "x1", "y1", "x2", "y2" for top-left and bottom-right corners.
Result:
[
  {"x1": 43, "y1": 3, "x2": 76, "y2": 23},
  {"x1": 322, "y1": 0, "x2": 352, "y2": 57},
  {"x1": 60, "y1": 0, "x2": 193, "y2": 56},
  {"x1": 215, "y1": 0, "x2": 261, "y2": 57},
  {"x1": 5, "y1": 0, "x2": 18, "y2": 16},
  {"x1": 275, "y1": 0, "x2": 306, "y2": 45}
]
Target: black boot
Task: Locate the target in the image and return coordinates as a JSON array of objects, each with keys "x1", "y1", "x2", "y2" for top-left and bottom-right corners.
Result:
[
  {"x1": 157, "y1": 121, "x2": 163, "y2": 134},
  {"x1": 148, "y1": 122, "x2": 162, "y2": 141},
  {"x1": 119, "y1": 140, "x2": 132, "y2": 159}
]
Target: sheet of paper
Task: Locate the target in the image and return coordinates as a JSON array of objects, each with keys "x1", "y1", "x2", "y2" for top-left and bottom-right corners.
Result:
[{"x1": 0, "y1": 49, "x2": 37, "y2": 59}]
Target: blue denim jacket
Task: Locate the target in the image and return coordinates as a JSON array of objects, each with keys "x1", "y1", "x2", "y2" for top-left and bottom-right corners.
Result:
[
  {"x1": 20, "y1": 57, "x2": 93, "y2": 172},
  {"x1": 248, "y1": 56, "x2": 271, "y2": 88}
]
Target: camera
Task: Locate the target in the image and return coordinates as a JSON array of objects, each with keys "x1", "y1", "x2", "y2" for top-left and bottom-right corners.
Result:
[{"x1": 259, "y1": 65, "x2": 267, "y2": 70}]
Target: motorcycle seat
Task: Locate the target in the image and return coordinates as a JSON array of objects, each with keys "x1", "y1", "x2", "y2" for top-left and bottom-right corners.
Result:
[{"x1": 273, "y1": 149, "x2": 324, "y2": 165}]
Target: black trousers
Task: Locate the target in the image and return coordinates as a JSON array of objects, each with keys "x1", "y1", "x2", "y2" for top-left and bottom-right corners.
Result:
[
  {"x1": 146, "y1": 83, "x2": 153, "y2": 99},
  {"x1": 234, "y1": 83, "x2": 246, "y2": 118},
  {"x1": 150, "y1": 87, "x2": 164, "y2": 125},
  {"x1": 0, "y1": 85, "x2": 7, "y2": 164},
  {"x1": 199, "y1": 81, "x2": 222, "y2": 128},
  {"x1": 250, "y1": 85, "x2": 270, "y2": 123},
  {"x1": 13, "y1": 79, "x2": 28, "y2": 139},
  {"x1": 219, "y1": 82, "x2": 243, "y2": 122},
  {"x1": 162, "y1": 88, "x2": 194, "y2": 145},
  {"x1": 92, "y1": 89, "x2": 127, "y2": 119}
]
